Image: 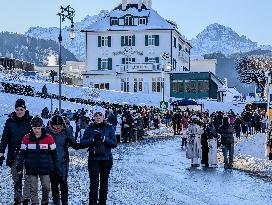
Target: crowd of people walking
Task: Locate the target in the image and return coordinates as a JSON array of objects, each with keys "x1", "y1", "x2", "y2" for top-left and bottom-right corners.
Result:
[{"x1": 0, "y1": 98, "x2": 269, "y2": 205}]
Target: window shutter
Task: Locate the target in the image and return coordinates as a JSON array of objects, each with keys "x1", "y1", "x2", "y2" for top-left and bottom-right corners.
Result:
[
  {"x1": 98, "y1": 58, "x2": 101, "y2": 70},
  {"x1": 132, "y1": 58, "x2": 135, "y2": 62},
  {"x1": 98, "y1": 36, "x2": 101, "y2": 47},
  {"x1": 155, "y1": 35, "x2": 159, "y2": 46},
  {"x1": 122, "y1": 58, "x2": 125, "y2": 64},
  {"x1": 108, "y1": 36, "x2": 111, "y2": 47},
  {"x1": 121, "y1": 36, "x2": 124, "y2": 47},
  {"x1": 108, "y1": 58, "x2": 112, "y2": 70},
  {"x1": 155, "y1": 57, "x2": 159, "y2": 63},
  {"x1": 145, "y1": 57, "x2": 149, "y2": 62},
  {"x1": 132, "y1": 35, "x2": 135, "y2": 46},
  {"x1": 145, "y1": 35, "x2": 148, "y2": 46}
]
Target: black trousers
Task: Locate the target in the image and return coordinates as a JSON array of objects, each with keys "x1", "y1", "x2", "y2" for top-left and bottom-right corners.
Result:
[
  {"x1": 88, "y1": 160, "x2": 113, "y2": 205},
  {"x1": 50, "y1": 172, "x2": 68, "y2": 205}
]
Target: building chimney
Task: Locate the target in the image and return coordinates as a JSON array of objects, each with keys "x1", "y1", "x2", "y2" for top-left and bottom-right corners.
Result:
[
  {"x1": 122, "y1": 0, "x2": 127, "y2": 10},
  {"x1": 143, "y1": 0, "x2": 152, "y2": 9},
  {"x1": 138, "y1": 0, "x2": 142, "y2": 10}
]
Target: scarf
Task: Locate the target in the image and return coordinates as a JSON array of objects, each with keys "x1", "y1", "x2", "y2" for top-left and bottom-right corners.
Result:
[{"x1": 48, "y1": 122, "x2": 64, "y2": 135}]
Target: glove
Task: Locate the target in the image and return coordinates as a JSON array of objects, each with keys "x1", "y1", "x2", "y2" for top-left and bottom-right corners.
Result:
[
  {"x1": 0, "y1": 156, "x2": 4, "y2": 166},
  {"x1": 94, "y1": 131, "x2": 103, "y2": 142}
]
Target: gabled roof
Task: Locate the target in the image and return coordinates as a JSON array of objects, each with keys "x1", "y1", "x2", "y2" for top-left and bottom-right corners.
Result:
[{"x1": 81, "y1": 6, "x2": 177, "y2": 32}]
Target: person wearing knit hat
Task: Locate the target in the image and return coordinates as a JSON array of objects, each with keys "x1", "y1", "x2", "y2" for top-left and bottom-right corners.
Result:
[
  {"x1": 80, "y1": 105, "x2": 117, "y2": 205},
  {"x1": 51, "y1": 115, "x2": 64, "y2": 126},
  {"x1": 93, "y1": 106, "x2": 105, "y2": 117},
  {"x1": 0, "y1": 98, "x2": 32, "y2": 204},
  {"x1": 15, "y1": 99, "x2": 26, "y2": 110}
]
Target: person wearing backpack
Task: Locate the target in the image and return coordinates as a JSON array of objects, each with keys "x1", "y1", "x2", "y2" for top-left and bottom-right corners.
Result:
[
  {"x1": 218, "y1": 116, "x2": 235, "y2": 169},
  {"x1": 80, "y1": 106, "x2": 117, "y2": 205}
]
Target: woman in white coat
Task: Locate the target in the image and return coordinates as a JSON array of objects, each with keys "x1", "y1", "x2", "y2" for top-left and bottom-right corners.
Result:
[{"x1": 186, "y1": 117, "x2": 204, "y2": 167}]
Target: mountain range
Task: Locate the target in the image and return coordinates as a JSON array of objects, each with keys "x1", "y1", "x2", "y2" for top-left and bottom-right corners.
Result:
[
  {"x1": 26, "y1": 10, "x2": 109, "y2": 61},
  {"x1": 0, "y1": 32, "x2": 77, "y2": 66},
  {"x1": 1, "y1": 10, "x2": 272, "y2": 94},
  {"x1": 25, "y1": 11, "x2": 272, "y2": 60}
]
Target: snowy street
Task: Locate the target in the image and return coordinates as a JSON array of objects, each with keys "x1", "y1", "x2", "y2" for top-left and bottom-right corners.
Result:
[{"x1": 1, "y1": 137, "x2": 272, "y2": 205}]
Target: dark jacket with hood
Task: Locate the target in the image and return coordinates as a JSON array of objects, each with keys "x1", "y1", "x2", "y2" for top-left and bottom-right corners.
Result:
[
  {"x1": 0, "y1": 111, "x2": 32, "y2": 167},
  {"x1": 218, "y1": 120, "x2": 235, "y2": 145}
]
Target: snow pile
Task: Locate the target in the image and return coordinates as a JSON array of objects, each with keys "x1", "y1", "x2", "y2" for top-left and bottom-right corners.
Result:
[{"x1": 198, "y1": 99, "x2": 244, "y2": 114}]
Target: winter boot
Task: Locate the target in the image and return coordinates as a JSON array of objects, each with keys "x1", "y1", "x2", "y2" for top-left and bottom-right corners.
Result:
[
  {"x1": 22, "y1": 199, "x2": 30, "y2": 205},
  {"x1": 13, "y1": 199, "x2": 20, "y2": 205}
]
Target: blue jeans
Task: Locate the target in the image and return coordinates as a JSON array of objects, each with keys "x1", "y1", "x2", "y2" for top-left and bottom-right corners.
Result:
[
  {"x1": 222, "y1": 144, "x2": 234, "y2": 165},
  {"x1": 245, "y1": 122, "x2": 251, "y2": 134}
]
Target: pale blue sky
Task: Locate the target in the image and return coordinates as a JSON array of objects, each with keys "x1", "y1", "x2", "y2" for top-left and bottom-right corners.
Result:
[{"x1": 1, "y1": 0, "x2": 271, "y2": 45}]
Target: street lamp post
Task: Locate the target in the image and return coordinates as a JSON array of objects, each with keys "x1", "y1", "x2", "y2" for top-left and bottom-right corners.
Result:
[
  {"x1": 49, "y1": 70, "x2": 57, "y2": 114},
  {"x1": 57, "y1": 5, "x2": 75, "y2": 114},
  {"x1": 160, "y1": 52, "x2": 171, "y2": 103}
]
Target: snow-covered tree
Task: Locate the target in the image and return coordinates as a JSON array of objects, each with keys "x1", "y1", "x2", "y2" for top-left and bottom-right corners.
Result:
[{"x1": 235, "y1": 56, "x2": 272, "y2": 93}]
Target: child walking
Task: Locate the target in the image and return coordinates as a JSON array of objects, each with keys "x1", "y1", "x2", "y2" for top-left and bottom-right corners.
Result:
[{"x1": 16, "y1": 116, "x2": 59, "y2": 205}]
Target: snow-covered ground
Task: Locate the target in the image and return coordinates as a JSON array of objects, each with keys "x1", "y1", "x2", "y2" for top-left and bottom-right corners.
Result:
[
  {"x1": 1, "y1": 79, "x2": 272, "y2": 204},
  {"x1": 0, "y1": 71, "x2": 247, "y2": 110},
  {"x1": 1, "y1": 137, "x2": 272, "y2": 205}
]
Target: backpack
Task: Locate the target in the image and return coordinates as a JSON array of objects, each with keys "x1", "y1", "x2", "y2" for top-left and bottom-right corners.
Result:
[{"x1": 220, "y1": 127, "x2": 234, "y2": 144}]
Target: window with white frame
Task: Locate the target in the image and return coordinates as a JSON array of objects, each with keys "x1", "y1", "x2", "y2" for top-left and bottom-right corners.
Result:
[
  {"x1": 101, "y1": 59, "x2": 108, "y2": 69},
  {"x1": 101, "y1": 36, "x2": 108, "y2": 47},
  {"x1": 121, "y1": 78, "x2": 129, "y2": 92},
  {"x1": 125, "y1": 36, "x2": 133, "y2": 46},
  {"x1": 94, "y1": 83, "x2": 109, "y2": 90},
  {"x1": 134, "y1": 78, "x2": 143, "y2": 92},
  {"x1": 124, "y1": 58, "x2": 134, "y2": 64},
  {"x1": 148, "y1": 35, "x2": 155, "y2": 46},
  {"x1": 139, "y1": 17, "x2": 147, "y2": 25},
  {"x1": 111, "y1": 18, "x2": 118, "y2": 25},
  {"x1": 125, "y1": 16, "x2": 133, "y2": 26},
  {"x1": 152, "y1": 77, "x2": 164, "y2": 93}
]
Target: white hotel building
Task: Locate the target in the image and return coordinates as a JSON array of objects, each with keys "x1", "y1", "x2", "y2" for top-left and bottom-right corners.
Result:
[{"x1": 81, "y1": 0, "x2": 192, "y2": 99}]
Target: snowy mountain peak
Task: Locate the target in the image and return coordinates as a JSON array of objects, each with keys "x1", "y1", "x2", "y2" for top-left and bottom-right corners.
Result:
[
  {"x1": 25, "y1": 10, "x2": 109, "y2": 60},
  {"x1": 191, "y1": 23, "x2": 259, "y2": 56}
]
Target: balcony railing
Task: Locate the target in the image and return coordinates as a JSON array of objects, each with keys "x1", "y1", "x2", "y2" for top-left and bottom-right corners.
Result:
[{"x1": 178, "y1": 51, "x2": 189, "y2": 63}]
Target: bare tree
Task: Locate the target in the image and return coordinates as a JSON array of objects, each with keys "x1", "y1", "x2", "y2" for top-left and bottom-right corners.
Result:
[{"x1": 236, "y1": 56, "x2": 272, "y2": 94}]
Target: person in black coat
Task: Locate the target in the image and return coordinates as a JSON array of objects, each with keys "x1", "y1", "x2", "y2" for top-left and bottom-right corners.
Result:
[
  {"x1": 201, "y1": 124, "x2": 210, "y2": 167},
  {"x1": 45, "y1": 115, "x2": 82, "y2": 205},
  {"x1": 80, "y1": 106, "x2": 117, "y2": 205},
  {"x1": 0, "y1": 99, "x2": 32, "y2": 205},
  {"x1": 218, "y1": 117, "x2": 235, "y2": 169}
]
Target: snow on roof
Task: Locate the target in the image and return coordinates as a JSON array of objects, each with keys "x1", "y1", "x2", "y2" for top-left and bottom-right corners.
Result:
[{"x1": 82, "y1": 7, "x2": 177, "y2": 32}]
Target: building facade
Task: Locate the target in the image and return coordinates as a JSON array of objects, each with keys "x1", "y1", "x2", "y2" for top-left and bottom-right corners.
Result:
[{"x1": 82, "y1": 0, "x2": 192, "y2": 98}]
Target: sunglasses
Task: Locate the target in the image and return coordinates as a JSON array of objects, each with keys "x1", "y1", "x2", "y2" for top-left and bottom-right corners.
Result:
[{"x1": 94, "y1": 113, "x2": 103, "y2": 117}]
